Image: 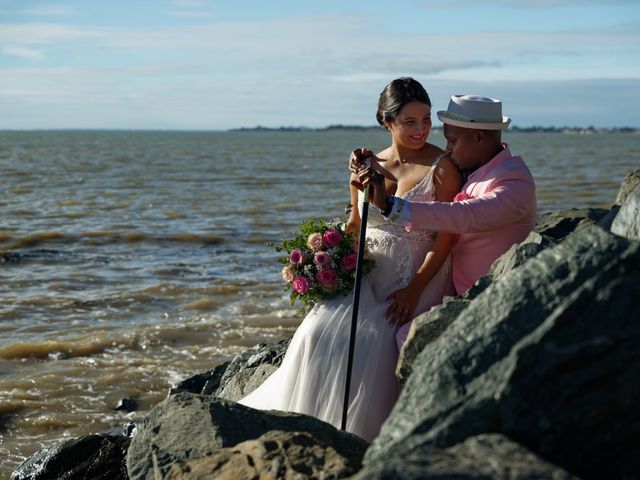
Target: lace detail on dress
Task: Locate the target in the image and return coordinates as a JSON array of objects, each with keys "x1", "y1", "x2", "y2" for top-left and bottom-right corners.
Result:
[{"x1": 357, "y1": 158, "x2": 441, "y2": 287}]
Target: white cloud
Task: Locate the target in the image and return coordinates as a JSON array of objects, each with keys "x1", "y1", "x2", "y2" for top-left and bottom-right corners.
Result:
[
  {"x1": 22, "y1": 4, "x2": 76, "y2": 16},
  {"x1": 171, "y1": 0, "x2": 206, "y2": 7},
  {"x1": 2, "y1": 45, "x2": 44, "y2": 60},
  {"x1": 169, "y1": 11, "x2": 218, "y2": 19},
  {"x1": 0, "y1": 23, "x2": 106, "y2": 45},
  {"x1": 1, "y1": 16, "x2": 636, "y2": 81}
]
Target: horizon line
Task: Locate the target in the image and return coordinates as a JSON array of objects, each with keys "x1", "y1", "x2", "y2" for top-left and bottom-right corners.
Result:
[{"x1": 0, "y1": 125, "x2": 639, "y2": 133}]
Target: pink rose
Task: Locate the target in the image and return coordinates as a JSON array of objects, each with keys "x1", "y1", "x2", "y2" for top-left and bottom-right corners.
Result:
[
  {"x1": 313, "y1": 251, "x2": 330, "y2": 266},
  {"x1": 453, "y1": 191, "x2": 473, "y2": 202},
  {"x1": 281, "y1": 266, "x2": 294, "y2": 283},
  {"x1": 341, "y1": 253, "x2": 357, "y2": 271},
  {"x1": 289, "y1": 249, "x2": 306, "y2": 265},
  {"x1": 322, "y1": 229, "x2": 342, "y2": 248},
  {"x1": 315, "y1": 268, "x2": 338, "y2": 285},
  {"x1": 292, "y1": 275, "x2": 311, "y2": 294},
  {"x1": 307, "y1": 233, "x2": 324, "y2": 251}
]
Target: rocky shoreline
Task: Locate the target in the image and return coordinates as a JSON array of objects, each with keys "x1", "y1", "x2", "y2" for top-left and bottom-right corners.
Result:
[{"x1": 12, "y1": 170, "x2": 640, "y2": 480}]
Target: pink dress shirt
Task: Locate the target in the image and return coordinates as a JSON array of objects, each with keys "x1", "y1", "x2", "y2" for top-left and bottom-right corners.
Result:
[{"x1": 387, "y1": 143, "x2": 537, "y2": 295}]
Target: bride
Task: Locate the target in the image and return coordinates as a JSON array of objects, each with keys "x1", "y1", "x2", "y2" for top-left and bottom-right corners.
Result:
[{"x1": 239, "y1": 77, "x2": 462, "y2": 440}]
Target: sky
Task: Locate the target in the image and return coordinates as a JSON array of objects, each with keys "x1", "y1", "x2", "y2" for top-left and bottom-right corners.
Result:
[{"x1": 1, "y1": 0, "x2": 639, "y2": 130}]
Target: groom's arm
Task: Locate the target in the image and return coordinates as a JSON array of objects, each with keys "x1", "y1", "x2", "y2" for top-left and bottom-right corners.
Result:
[{"x1": 385, "y1": 173, "x2": 536, "y2": 234}]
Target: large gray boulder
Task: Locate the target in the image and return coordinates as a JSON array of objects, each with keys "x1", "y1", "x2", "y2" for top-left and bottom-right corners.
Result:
[
  {"x1": 611, "y1": 183, "x2": 640, "y2": 241},
  {"x1": 534, "y1": 208, "x2": 609, "y2": 241},
  {"x1": 126, "y1": 393, "x2": 367, "y2": 480},
  {"x1": 397, "y1": 231, "x2": 554, "y2": 383},
  {"x1": 367, "y1": 225, "x2": 640, "y2": 480},
  {"x1": 487, "y1": 231, "x2": 556, "y2": 278},
  {"x1": 396, "y1": 295, "x2": 471, "y2": 384},
  {"x1": 164, "y1": 429, "x2": 363, "y2": 479},
  {"x1": 11, "y1": 432, "x2": 130, "y2": 480},
  {"x1": 614, "y1": 169, "x2": 640, "y2": 205},
  {"x1": 352, "y1": 433, "x2": 578, "y2": 480}
]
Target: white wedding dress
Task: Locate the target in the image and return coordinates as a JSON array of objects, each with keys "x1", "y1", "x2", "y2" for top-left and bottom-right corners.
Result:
[{"x1": 239, "y1": 162, "x2": 453, "y2": 440}]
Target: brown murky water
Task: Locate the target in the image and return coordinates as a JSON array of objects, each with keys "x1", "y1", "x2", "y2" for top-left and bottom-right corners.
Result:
[{"x1": 0, "y1": 130, "x2": 638, "y2": 477}]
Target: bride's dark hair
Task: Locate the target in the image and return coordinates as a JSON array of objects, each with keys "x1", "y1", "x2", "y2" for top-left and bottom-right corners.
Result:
[{"x1": 376, "y1": 77, "x2": 431, "y2": 129}]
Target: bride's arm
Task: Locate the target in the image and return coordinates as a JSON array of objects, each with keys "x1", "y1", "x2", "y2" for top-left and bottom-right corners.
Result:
[
  {"x1": 387, "y1": 156, "x2": 463, "y2": 326},
  {"x1": 344, "y1": 173, "x2": 362, "y2": 234}
]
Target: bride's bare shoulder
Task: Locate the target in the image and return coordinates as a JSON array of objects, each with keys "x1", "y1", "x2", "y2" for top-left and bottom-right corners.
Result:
[
  {"x1": 426, "y1": 142, "x2": 445, "y2": 159},
  {"x1": 416, "y1": 142, "x2": 444, "y2": 166},
  {"x1": 375, "y1": 147, "x2": 392, "y2": 161}
]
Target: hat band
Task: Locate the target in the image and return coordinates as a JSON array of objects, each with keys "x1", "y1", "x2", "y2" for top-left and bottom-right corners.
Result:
[{"x1": 445, "y1": 111, "x2": 503, "y2": 124}]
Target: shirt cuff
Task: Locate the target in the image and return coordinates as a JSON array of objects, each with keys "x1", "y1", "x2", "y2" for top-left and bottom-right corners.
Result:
[{"x1": 384, "y1": 196, "x2": 411, "y2": 227}]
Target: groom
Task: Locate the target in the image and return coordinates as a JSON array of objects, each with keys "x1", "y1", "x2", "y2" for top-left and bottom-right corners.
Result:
[{"x1": 352, "y1": 94, "x2": 537, "y2": 347}]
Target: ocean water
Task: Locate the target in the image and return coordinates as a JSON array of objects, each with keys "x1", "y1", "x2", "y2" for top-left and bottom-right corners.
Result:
[{"x1": 0, "y1": 129, "x2": 638, "y2": 476}]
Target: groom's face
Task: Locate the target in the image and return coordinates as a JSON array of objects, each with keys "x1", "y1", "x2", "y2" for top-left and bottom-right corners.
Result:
[{"x1": 443, "y1": 124, "x2": 480, "y2": 172}]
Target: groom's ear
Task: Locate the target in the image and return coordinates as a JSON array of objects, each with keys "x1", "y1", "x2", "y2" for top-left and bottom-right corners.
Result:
[{"x1": 473, "y1": 129, "x2": 485, "y2": 144}]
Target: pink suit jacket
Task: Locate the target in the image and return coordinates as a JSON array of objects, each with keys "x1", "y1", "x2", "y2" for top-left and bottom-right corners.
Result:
[{"x1": 390, "y1": 144, "x2": 537, "y2": 295}]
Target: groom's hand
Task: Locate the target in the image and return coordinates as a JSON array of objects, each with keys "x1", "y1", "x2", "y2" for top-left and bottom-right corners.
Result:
[
  {"x1": 349, "y1": 147, "x2": 375, "y2": 192},
  {"x1": 348, "y1": 147, "x2": 386, "y2": 191},
  {"x1": 348, "y1": 147, "x2": 374, "y2": 174}
]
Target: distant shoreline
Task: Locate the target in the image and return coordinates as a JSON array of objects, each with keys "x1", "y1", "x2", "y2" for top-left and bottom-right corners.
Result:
[
  {"x1": 229, "y1": 125, "x2": 640, "y2": 134},
  {"x1": 1, "y1": 126, "x2": 638, "y2": 134}
]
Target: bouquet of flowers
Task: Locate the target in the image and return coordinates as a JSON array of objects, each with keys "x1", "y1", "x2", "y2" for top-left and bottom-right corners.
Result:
[{"x1": 270, "y1": 218, "x2": 375, "y2": 311}]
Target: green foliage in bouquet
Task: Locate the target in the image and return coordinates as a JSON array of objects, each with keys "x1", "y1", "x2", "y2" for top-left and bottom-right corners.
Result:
[{"x1": 270, "y1": 217, "x2": 375, "y2": 311}]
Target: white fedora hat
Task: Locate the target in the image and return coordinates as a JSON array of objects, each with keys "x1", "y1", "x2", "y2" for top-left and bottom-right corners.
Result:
[{"x1": 437, "y1": 95, "x2": 511, "y2": 130}]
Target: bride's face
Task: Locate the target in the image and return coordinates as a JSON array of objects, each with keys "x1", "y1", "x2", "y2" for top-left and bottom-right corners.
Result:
[{"x1": 387, "y1": 101, "x2": 431, "y2": 150}]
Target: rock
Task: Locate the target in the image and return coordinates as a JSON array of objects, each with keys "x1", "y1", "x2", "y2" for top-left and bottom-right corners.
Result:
[
  {"x1": 534, "y1": 207, "x2": 609, "y2": 241},
  {"x1": 614, "y1": 169, "x2": 640, "y2": 205},
  {"x1": 213, "y1": 338, "x2": 291, "y2": 401},
  {"x1": 164, "y1": 429, "x2": 363, "y2": 480},
  {"x1": 169, "y1": 364, "x2": 227, "y2": 396},
  {"x1": 1, "y1": 252, "x2": 21, "y2": 263},
  {"x1": 595, "y1": 204, "x2": 620, "y2": 231},
  {"x1": 352, "y1": 433, "x2": 578, "y2": 480},
  {"x1": 367, "y1": 225, "x2": 640, "y2": 480},
  {"x1": 126, "y1": 393, "x2": 367, "y2": 480},
  {"x1": 170, "y1": 337, "x2": 291, "y2": 400},
  {"x1": 217, "y1": 362, "x2": 279, "y2": 401},
  {"x1": 11, "y1": 433, "x2": 130, "y2": 480},
  {"x1": 611, "y1": 184, "x2": 640, "y2": 241},
  {"x1": 397, "y1": 231, "x2": 554, "y2": 384},
  {"x1": 487, "y1": 231, "x2": 556, "y2": 278},
  {"x1": 396, "y1": 296, "x2": 470, "y2": 384},
  {"x1": 115, "y1": 397, "x2": 138, "y2": 413}
]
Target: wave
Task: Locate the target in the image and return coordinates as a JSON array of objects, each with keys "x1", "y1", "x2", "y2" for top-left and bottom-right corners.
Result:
[
  {"x1": 0, "y1": 322, "x2": 233, "y2": 361},
  {"x1": 0, "y1": 306, "x2": 300, "y2": 361},
  {"x1": 0, "y1": 230, "x2": 225, "y2": 253},
  {"x1": 0, "y1": 339, "x2": 117, "y2": 360}
]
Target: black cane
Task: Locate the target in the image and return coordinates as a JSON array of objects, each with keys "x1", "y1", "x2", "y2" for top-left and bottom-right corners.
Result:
[{"x1": 341, "y1": 185, "x2": 369, "y2": 431}]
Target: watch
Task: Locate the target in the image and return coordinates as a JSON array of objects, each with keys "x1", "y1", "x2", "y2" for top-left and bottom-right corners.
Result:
[{"x1": 380, "y1": 195, "x2": 395, "y2": 217}]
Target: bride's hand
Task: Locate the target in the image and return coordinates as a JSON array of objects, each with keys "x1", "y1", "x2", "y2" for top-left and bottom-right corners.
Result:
[
  {"x1": 386, "y1": 286, "x2": 421, "y2": 327},
  {"x1": 344, "y1": 221, "x2": 359, "y2": 234}
]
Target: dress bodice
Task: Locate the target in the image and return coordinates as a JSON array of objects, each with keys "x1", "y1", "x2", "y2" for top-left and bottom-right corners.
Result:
[{"x1": 356, "y1": 159, "x2": 444, "y2": 288}]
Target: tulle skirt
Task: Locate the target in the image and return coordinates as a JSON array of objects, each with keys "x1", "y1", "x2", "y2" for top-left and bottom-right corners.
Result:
[{"x1": 239, "y1": 229, "x2": 452, "y2": 440}]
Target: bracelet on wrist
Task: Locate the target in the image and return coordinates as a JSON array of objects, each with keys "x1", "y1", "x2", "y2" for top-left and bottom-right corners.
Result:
[{"x1": 380, "y1": 195, "x2": 394, "y2": 217}]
